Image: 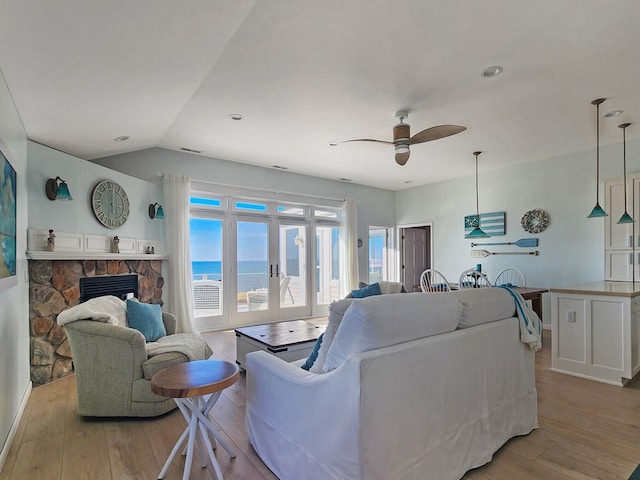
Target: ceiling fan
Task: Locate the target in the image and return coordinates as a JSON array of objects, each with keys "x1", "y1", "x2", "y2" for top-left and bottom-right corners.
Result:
[{"x1": 343, "y1": 110, "x2": 466, "y2": 166}]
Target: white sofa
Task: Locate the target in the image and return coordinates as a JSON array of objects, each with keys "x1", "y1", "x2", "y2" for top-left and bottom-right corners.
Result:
[{"x1": 245, "y1": 288, "x2": 540, "y2": 480}]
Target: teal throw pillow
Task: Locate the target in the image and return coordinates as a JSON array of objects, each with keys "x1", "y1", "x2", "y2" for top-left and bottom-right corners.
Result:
[
  {"x1": 350, "y1": 282, "x2": 381, "y2": 298},
  {"x1": 301, "y1": 333, "x2": 324, "y2": 371},
  {"x1": 126, "y1": 299, "x2": 167, "y2": 342}
]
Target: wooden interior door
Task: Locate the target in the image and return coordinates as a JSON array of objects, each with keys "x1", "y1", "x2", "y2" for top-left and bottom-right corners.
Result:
[{"x1": 401, "y1": 226, "x2": 431, "y2": 291}]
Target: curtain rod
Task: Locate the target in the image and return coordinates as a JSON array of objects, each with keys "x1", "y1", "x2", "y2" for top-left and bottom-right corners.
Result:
[{"x1": 186, "y1": 178, "x2": 346, "y2": 205}]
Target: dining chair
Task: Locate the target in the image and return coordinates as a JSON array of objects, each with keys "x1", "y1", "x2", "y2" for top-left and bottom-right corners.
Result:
[
  {"x1": 494, "y1": 267, "x2": 526, "y2": 287},
  {"x1": 419, "y1": 269, "x2": 451, "y2": 292},
  {"x1": 458, "y1": 269, "x2": 491, "y2": 289}
]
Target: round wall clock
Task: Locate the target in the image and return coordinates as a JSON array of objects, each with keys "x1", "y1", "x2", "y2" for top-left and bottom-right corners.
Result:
[
  {"x1": 521, "y1": 209, "x2": 549, "y2": 234},
  {"x1": 91, "y1": 180, "x2": 130, "y2": 228}
]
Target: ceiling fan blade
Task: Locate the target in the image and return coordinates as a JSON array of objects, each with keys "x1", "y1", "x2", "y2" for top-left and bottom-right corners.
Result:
[
  {"x1": 395, "y1": 150, "x2": 410, "y2": 166},
  {"x1": 409, "y1": 125, "x2": 467, "y2": 145},
  {"x1": 342, "y1": 138, "x2": 394, "y2": 145}
]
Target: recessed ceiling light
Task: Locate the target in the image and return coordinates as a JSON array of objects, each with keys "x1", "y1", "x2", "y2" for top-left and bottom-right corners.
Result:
[
  {"x1": 272, "y1": 165, "x2": 288, "y2": 170},
  {"x1": 228, "y1": 113, "x2": 244, "y2": 121},
  {"x1": 339, "y1": 178, "x2": 352, "y2": 182},
  {"x1": 328, "y1": 142, "x2": 338, "y2": 147},
  {"x1": 605, "y1": 110, "x2": 624, "y2": 118},
  {"x1": 114, "y1": 135, "x2": 130, "y2": 142},
  {"x1": 481, "y1": 65, "x2": 503, "y2": 78}
]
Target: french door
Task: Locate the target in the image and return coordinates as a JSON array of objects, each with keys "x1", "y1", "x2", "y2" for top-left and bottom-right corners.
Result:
[
  {"x1": 190, "y1": 207, "x2": 342, "y2": 331},
  {"x1": 230, "y1": 216, "x2": 310, "y2": 326}
]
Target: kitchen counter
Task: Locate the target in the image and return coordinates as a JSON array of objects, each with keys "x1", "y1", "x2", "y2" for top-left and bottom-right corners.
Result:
[
  {"x1": 551, "y1": 281, "x2": 640, "y2": 297},
  {"x1": 551, "y1": 281, "x2": 640, "y2": 386}
]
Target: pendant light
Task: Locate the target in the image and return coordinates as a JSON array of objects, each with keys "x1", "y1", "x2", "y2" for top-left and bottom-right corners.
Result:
[
  {"x1": 588, "y1": 98, "x2": 608, "y2": 218},
  {"x1": 466, "y1": 151, "x2": 489, "y2": 238},
  {"x1": 617, "y1": 122, "x2": 634, "y2": 224}
]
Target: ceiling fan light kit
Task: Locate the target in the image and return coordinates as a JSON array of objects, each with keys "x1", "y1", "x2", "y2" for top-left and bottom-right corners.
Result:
[{"x1": 343, "y1": 110, "x2": 466, "y2": 166}]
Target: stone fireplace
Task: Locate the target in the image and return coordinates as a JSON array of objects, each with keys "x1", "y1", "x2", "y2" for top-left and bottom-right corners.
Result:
[{"x1": 28, "y1": 259, "x2": 164, "y2": 386}]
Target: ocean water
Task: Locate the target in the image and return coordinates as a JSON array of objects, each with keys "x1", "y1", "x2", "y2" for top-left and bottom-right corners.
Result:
[{"x1": 192, "y1": 260, "x2": 269, "y2": 292}]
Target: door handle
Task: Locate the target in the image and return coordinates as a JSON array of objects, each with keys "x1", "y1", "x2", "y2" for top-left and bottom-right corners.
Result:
[
  {"x1": 276, "y1": 264, "x2": 280, "y2": 277},
  {"x1": 270, "y1": 264, "x2": 273, "y2": 278}
]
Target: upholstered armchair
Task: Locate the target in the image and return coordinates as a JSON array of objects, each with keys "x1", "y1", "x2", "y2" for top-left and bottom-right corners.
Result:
[{"x1": 63, "y1": 312, "x2": 206, "y2": 417}]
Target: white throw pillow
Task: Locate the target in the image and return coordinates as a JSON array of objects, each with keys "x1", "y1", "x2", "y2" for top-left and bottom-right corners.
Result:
[
  {"x1": 454, "y1": 288, "x2": 516, "y2": 328},
  {"x1": 309, "y1": 298, "x2": 354, "y2": 373},
  {"x1": 322, "y1": 292, "x2": 462, "y2": 372}
]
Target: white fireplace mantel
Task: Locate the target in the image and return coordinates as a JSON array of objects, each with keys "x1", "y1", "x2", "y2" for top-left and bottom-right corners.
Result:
[{"x1": 26, "y1": 228, "x2": 168, "y2": 261}]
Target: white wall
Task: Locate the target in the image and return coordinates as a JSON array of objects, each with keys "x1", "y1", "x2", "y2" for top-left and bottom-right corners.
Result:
[
  {"x1": 92, "y1": 147, "x2": 396, "y2": 283},
  {"x1": 28, "y1": 142, "x2": 165, "y2": 241},
  {"x1": 396, "y1": 138, "x2": 640, "y2": 325},
  {"x1": 0, "y1": 71, "x2": 29, "y2": 464}
]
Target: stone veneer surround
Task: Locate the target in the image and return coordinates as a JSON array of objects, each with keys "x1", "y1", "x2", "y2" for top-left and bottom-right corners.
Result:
[{"x1": 28, "y1": 259, "x2": 164, "y2": 386}]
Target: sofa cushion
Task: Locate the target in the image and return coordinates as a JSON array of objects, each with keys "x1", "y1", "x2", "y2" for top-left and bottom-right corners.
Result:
[
  {"x1": 377, "y1": 281, "x2": 406, "y2": 294},
  {"x1": 323, "y1": 292, "x2": 462, "y2": 372},
  {"x1": 453, "y1": 288, "x2": 516, "y2": 328},
  {"x1": 309, "y1": 298, "x2": 354, "y2": 373},
  {"x1": 127, "y1": 300, "x2": 167, "y2": 342},
  {"x1": 350, "y1": 282, "x2": 382, "y2": 298}
]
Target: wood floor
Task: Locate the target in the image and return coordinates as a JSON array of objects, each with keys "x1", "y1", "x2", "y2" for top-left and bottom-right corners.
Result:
[{"x1": 2, "y1": 330, "x2": 640, "y2": 480}]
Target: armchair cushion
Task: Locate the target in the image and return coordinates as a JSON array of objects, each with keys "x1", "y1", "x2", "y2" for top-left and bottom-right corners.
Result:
[
  {"x1": 142, "y1": 351, "x2": 188, "y2": 380},
  {"x1": 127, "y1": 299, "x2": 166, "y2": 342}
]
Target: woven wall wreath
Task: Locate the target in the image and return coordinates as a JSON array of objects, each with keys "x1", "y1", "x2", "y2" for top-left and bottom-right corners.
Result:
[{"x1": 521, "y1": 209, "x2": 549, "y2": 234}]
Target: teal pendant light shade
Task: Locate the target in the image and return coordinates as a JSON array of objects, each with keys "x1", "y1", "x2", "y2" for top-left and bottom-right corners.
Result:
[
  {"x1": 45, "y1": 176, "x2": 73, "y2": 200},
  {"x1": 588, "y1": 98, "x2": 608, "y2": 218},
  {"x1": 56, "y1": 180, "x2": 73, "y2": 200},
  {"x1": 467, "y1": 224, "x2": 490, "y2": 238},
  {"x1": 465, "y1": 151, "x2": 489, "y2": 239},
  {"x1": 617, "y1": 122, "x2": 634, "y2": 224},
  {"x1": 618, "y1": 212, "x2": 634, "y2": 224},
  {"x1": 588, "y1": 203, "x2": 608, "y2": 218},
  {"x1": 148, "y1": 202, "x2": 165, "y2": 219}
]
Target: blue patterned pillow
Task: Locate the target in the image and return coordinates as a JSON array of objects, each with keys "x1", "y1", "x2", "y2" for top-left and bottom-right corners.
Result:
[
  {"x1": 126, "y1": 300, "x2": 166, "y2": 342},
  {"x1": 350, "y1": 282, "x2": 381, "y2": 298},
  {"x1": 301, "y1": 333, "x2": 324, "y2": 371}
]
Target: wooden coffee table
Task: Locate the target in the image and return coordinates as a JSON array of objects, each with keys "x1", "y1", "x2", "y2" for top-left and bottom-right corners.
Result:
[{"x1": 235, "y1": 319, "x2": 326, "y2": 370}]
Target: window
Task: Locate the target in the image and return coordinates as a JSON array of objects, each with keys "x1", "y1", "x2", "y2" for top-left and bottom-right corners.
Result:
[
  {"x1": 189, "y1": 189, "x2": 343, "y2": 327},
  {"x1": 368, "y1": 226, "x2": 391, "y2": 284}
]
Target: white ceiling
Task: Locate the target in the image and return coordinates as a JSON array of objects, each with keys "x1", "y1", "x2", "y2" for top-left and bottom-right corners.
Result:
[{"x1": 0, "y1": 0, "x2": 639, "y2": 190}]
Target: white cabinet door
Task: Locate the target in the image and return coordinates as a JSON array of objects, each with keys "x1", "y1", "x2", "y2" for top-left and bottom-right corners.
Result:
[
  {"x1": 605, "y1": 250, "x2": 634, "y2": 281},
  {"x1": 605, "y1": 179, "x2": 634, "y2": 250}
]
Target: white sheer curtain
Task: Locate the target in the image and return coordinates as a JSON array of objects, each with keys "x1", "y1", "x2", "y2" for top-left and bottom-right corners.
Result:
[
  {"x1": 341, "y1": 197, "x2": 360, "y2": 293},
  {"x1": 162, "y1": 174, "x2": 196, "y2": 333}
]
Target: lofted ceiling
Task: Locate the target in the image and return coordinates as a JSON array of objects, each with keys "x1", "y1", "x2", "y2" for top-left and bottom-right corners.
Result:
[{"x1": 0, "y1": 1, "x2": 639, "y2": 190}]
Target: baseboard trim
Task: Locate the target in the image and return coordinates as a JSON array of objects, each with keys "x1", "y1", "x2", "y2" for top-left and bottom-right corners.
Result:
[{"x1": 0, "y1": 381, "x2": 32, "y2": 474}]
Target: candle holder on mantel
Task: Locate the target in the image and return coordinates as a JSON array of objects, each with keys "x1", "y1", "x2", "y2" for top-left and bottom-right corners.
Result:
[
  {"x1": 111, "y1": 236, "x2": 120, "y2": 254},
  {"x1": 47, "y1": 229, "x2": 55, "y2": 252}
]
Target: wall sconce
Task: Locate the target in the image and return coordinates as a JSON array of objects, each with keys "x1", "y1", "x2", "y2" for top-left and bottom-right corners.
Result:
[
  {"x1": 148, "y1": 202, "x2": 165, "y2": 219},
  {"x1": 45, "y1": 176, "x2": 73, "y2": 200}
]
